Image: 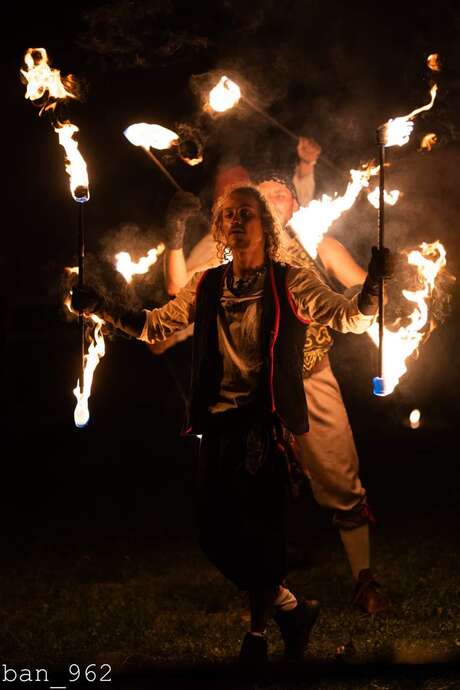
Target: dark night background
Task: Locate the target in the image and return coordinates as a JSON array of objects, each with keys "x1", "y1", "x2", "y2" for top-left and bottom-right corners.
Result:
[{"x1": 3, "y1": 1, "x2": 460, "y2": 687}]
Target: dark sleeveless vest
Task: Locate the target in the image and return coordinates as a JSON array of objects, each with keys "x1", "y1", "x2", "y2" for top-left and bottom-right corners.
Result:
[{"x1": 187, "y1": 261, "x2": 309, "y2": 434}]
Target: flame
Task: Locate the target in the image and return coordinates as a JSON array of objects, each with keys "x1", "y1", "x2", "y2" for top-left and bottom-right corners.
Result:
[
  {"x1": 124, "y1": 123, "x2": 178, "y2": 150},
  {"x1": 65, "y1": 266, "x2": 79, "y2": 275},
  {"x1": 180, "y1": 155, "x2": 203, "y2": 166},
  {"x1": 379, "y1": 85, "x2": 438, "y2": 147},
  {"x1": 21, "y1": 48, "x2": 77, "y2": 112},
  {"x1": 55, "y1": 123, "x2": 90, "y2": 202},
  {"x1": 419, "y1": 133, "x2": 437, "y2": 151},
  {"x1": 409, "y1": 409, "x2": 421, "y2": 429},
  {"x1": 115, "y1": 243, "x2": 165, "y2": 283},
  {"x1": 289, "y1": 163, "x2": 379, "y2": 258},
  {"x1": 73, "y1": 317, "x2": 106, "y2": 428},
  {"x1": 367, "y1": 188, "x2": 400, "y2": 208},
  {"x1": 208, "y1": 76, "x2": 241, "y2": 112},
  {"x1": 367, "y1": 241, "x2": 447, "y2": 395},
  {"x1": 427, "y1": 54, "x2": 441, "y2": 72}
]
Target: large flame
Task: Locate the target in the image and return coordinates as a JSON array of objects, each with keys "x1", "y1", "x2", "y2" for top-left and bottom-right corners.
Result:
[
  {"x1": 379, "y1": 85, "x2": 438, "y2": 147},
  {"x1": 55, "y1": 123, "x2": 90, "y2": 202},
  {"x1": 208, "y1": 76, "x2": 241, "y2": 112},
  {"x1": 73, "y1": 316, "x2": 106, "y2": 428},
  {"x1": 115, "y1": 243, "x2": 165, "y2": 283},
  {"x1": 21, "y1": 48, "x2": 77, "y2": 112},
  {"x1": 21, "y1": 48, "x2": 89, "y2": 201},
  {"x1": 367, "y1": 241, "x2": 446, "y2": 395},
  {"x1": 367, "y1": 188, "x2": 400, "y2": 208},
  {"x1": 124, "y1": 123, "x2": 178, "y2": 150},
  {"x1": 289, "y1": 163, "x2": 379, "y2": 258}
]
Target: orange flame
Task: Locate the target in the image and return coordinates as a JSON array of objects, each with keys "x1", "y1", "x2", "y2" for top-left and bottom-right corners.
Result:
[
  {"x1": 73, "y1": 317, "x2": 106, "y2": 428},
  {"x1": 115, "y1": 243, "x2": 165, "y2": 283},
  {"x1": 289, "y1": 163, "x2": 379, "y2": 258},
  {"x1": 379, "y1": 85, "x2": 438, "y2": 147},
  {"x1": 367, "y1": 188, "x2": 400, "y2": 208},
  {"x1": 409, "y1": 409, "x2": 421, "y2": 429},
  {"x1": 419, "y1": 133, "x2": 437, "y2": 151},
  {"x1": 427, "y1": 54, "x2": 441, "y2": 72},
  {"x1": 21, "y1": 48, "x2": 77, "y2": 112},
  {"x1": 55, "y1": 123, "x2": 89, "y2": 202},
  {"x1": 124, "y1": 123, "x2": 178, "y2": 150},
  {"x1": 367, "y1": 241, "x2": 447, "y2": 394},
  {"x1": 208, "y1": 76, "x2": 241, "y2": 112}
]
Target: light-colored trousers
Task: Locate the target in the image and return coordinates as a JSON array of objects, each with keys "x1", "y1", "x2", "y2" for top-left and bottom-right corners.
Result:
[{"x1": 295, "y1": 355, "x2": 366, "y2": 512}]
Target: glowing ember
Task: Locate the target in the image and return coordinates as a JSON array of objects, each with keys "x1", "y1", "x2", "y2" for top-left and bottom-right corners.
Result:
[
  {"x1": 420, "y1": 133, "x2": 438, "y2": 151},
  {"x1": 21, "y1": 48, "x2": 77, "y2": 111},
  {"x1": 367, "y1": 241, "x2": 447, "y2": 395},
  {"x1": 427, "y1": 54, "x2": 441, "y2": 72},
  {"x1": 115, "y1": 243, "x2": 165, "y2": 283},
  {"x1": 181, "y1": 155, "x2": 203, "y2": 166},
  {"x1": 409, "y1": 409, "x2": 421, "y2": 429},
  {"x1": 55, "y1": 123, "x2": 89, "y2": 202},
  {"x1": 124, "y1": 123, "x2": 178, "y2": 150},
  {"x1": 289, "y1": 163, "x2": 379, "y2": 258},
  {"x1": 73, "y1": 317, "x2": 106, "y2": 428},
  {"x1": 378, "y1": 85, "x2": 438, "y2": 147},
  {"x1": 367, "y1": 188, "x2": 400, "y2": 208},
  {"x1": 208, "y1": 76, "x2": 241, "y2": 112}
]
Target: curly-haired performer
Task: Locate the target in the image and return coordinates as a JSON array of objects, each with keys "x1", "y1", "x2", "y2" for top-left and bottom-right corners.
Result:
[
  {"x1": 161, "y1": 160, "x2": 389, "y2": 616},
  {"x1": 71, "y1": 186, "x2": 393, "y2": 672}
]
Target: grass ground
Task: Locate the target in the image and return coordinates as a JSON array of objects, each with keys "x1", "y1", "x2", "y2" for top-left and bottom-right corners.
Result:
[{"x1": 0, "y1": 448, "x2": 458, "y2": 690}]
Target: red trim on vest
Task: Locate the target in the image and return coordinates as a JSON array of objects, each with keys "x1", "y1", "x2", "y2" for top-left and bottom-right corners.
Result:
[
  {"x1": 268, "y1": 264, "x2": 281, "y2": 412},
  {"x1": 195, "y1": 269, "x2": 209, "y2": 300},
  {"x1": 285, "y1": 271, "x2": 310, "y2": 324}
]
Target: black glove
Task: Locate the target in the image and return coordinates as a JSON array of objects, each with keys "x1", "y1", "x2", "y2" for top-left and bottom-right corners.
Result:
[
  {"x1": 71, "y1": 284, "x2": 105, "y2": 315},
  {"x1": 358, "y1": 246, "x2": 395, "y2": 314},
  {"x1": 71, "y1": 284, "x2": 145, "y2": 338},
  {"x1": 164, "y1": 190, "x2": 201, "y2": 250}
]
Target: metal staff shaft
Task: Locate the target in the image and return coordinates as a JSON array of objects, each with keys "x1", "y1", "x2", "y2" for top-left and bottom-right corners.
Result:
[
  {"x1": 78, "y1": 202, "x2": 85, "y2": 394},
  {"x1": 240, "y1": 95, "x2": 344, "y2": 177},
  {"x1": 378, "y1": 144, "x2": 385, "y2": 380},
  {"x1": 142, "y1": 147, "x2": 183, "y2": 192}
]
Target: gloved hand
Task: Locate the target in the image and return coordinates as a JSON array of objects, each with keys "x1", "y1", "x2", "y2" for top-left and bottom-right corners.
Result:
[
  {"x1": 71, "y1": 284, "x2": 105, "y2": 315},
  {"x1": 71, "y1": 284, "x2": 145, "y2": 338},
  {"x1": 358, "y1": 246, "x2": 396, "y2": 314},
  {"x1": 366, "y1": 246, "x2": 395, "y2": 290},
  {"x1": 164, "y1": 190, "x2": 201, "y2": 250}
]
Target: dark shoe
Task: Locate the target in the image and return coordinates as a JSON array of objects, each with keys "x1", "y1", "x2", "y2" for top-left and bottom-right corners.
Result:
[
  {"x1": 273, "y1": 600, "x2": 320, "y2": 659},
  {"x1": 353, "y1": 568, "x2": 389, "y2": 615},
  {"x1": 238, "y1": 632, "x2": 268, "y2": 674}
]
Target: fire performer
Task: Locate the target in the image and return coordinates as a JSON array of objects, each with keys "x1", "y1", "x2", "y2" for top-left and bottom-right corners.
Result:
[
  {"x1": 160, "y1": 173, "x2": 389, "y2": 615},
  {"x1": 71, "y1": 186, "x2": 393, "y2": 668}
]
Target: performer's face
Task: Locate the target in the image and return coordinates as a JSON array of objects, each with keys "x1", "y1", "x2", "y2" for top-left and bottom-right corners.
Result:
[
  {"x1": 258, "y1": 180, "x2": 299, "y2": 227},
  {"x1": 222, "y1": 190, "x2": 265, "y2": 254}
]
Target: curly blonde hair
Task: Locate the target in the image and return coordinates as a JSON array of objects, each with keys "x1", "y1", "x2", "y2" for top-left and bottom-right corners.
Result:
[{"x1": 210, "y1": 185, "x2": 283, "y2": 262}]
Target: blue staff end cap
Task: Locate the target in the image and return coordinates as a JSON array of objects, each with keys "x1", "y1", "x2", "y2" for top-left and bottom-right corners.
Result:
[{"x1": 372, "y1": 376, "x2": 389, "y2": 397}]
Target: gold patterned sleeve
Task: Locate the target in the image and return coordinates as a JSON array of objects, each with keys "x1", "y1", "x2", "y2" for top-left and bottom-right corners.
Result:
[
  {"x1": 287, "y1": 266, "x2": 376, "y2": 334},
  {"x1": 139, "y1": 271, "x2": 203, "y2": 343}
]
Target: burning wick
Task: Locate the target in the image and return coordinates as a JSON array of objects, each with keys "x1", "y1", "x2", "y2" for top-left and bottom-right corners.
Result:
[
  {"x1": 208, "y1": 76, "x2": 241, "y2": 112},
  {"x1": 427, "y1": 54, "x2": 441, "y2": 72},
  {"x1": 377, "y1": 85, "x2": 438, "y2": 148},
  {"x1": 124, "y1": 123, "x2": 183, "y2": 191},
  {"x1": 409, "y1": 409, "x2": 421, "y2": 429}
]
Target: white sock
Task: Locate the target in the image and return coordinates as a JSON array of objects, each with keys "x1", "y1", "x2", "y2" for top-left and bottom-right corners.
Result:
[
  {"x1": 274, "y1": 586, "x2": 297, "y2": 612},
  {"x1": 339, "y1": 524, "x2": 370, "y2": 581}
]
